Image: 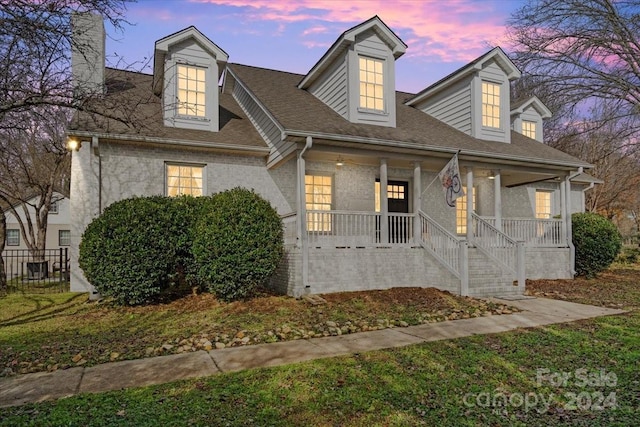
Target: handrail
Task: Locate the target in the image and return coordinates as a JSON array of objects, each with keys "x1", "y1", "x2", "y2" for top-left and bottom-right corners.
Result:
[
  {"x1": 471, "y1": 213, "x2": 525, "y2": 287},
  {"x1": 417, "y1": 210, "x2": 462, "y2": 278}
]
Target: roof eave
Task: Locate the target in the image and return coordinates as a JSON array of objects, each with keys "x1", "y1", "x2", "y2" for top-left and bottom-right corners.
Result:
[{"x1": 283, "y1": 129, "x2": 592, "y2": 170}]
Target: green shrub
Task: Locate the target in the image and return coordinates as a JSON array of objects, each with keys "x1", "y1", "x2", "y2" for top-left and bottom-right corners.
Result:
[
  {"x1": 79, "y1": 196, "x2": 211, "y2": 305},
  {"x1": 615, "y1": 246, "x2": 640, "y2": 264},
  {"x1": 193, "y1": 188, "x2": 283, "y2": 302},
  {"x1": 572, "y1": 212, "x2": 622, "y2": 278}
]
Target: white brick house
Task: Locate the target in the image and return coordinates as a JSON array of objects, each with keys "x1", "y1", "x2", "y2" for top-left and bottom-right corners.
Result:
[{"x1": 68, "y1": 15, "x2": 595, "y2": 298}]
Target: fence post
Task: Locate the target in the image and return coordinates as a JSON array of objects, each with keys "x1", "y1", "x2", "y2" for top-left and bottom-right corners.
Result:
[{"x1": 59, "y1": 248, "x2": 64, "y2": 283}]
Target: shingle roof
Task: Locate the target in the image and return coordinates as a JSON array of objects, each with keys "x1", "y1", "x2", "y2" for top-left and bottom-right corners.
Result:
[
  {"x1": 69, "y1": 68, "x2": 267, "y2": 150},
  {"x1": 229, "y1": 63, "x2": 590, "y2": 168}
]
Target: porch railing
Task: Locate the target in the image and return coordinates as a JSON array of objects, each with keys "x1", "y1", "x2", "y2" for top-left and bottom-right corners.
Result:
[
  {"x1": 305, "y1": 210, "x2": 414, "y2": 247},
  {"x1": 471, "y1": 213, "x2": 525, "y2": 287},
  {"x1": 418, "y1": 210, "x2": 463, "y2": 278},
  {"x1": 482, "y1": 217, "x2": 565, "y2": 247}
]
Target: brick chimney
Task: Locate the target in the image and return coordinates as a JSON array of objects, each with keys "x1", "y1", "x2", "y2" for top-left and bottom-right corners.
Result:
[{"x1": 71, "y1": 13, "x2": 105, "y2": 96}]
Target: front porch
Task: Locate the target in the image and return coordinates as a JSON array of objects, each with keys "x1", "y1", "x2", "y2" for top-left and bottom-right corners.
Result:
[
  {"x1": 277, "y1": 210, "x2": 571, "y2": 298},
  {"x1": 270, "y1": 143, "x2": 577, "y2": 298}
]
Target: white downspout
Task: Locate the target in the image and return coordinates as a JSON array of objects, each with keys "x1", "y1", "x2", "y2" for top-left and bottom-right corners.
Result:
[
  {"x1": 566, "y1": 167, "x2": 583, "y2": 277},
  {"x1": 297, "y1": 136, "x2": 312, "y2": 293}
]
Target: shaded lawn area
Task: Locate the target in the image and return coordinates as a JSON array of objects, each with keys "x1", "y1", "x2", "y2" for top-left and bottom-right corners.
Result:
[{"x1": 1, "y1": 264, "x2": 638, "y2": 426}]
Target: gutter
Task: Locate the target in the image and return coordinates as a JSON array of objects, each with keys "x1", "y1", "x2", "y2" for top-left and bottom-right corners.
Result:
[
  {"x1": 283, "y1": 130, "x2": 592, "y2": 170},
  {"x1": 67, "y1": 130, "x2": 271, "y2": 154}
]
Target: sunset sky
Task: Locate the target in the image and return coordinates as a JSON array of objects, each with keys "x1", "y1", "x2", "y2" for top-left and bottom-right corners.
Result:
[{"x1": 106, "y1": 0, "x2": 525, "y2": 93}]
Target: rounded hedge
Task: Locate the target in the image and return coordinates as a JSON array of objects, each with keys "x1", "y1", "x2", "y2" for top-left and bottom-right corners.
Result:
[
  {"x1": 193, "y1": 188, "x2": 283, "y2": 302},
  {"x1": 79, "y1": 195, "x2": 212, "y2": 305},
  {"x1": 572, "y1": 212, "x2": 622, "y2": 278}
]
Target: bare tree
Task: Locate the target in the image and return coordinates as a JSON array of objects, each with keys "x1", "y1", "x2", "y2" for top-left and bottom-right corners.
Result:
[
  {"x1": 0, "y1": 0, "x2": 131, "y2": 121},
  {"x1": 0, "y1": 107, "x2": 71, "y2": 259},
  {"x1": 508, "y1": 0, "x2": 640, "y2": 148}
]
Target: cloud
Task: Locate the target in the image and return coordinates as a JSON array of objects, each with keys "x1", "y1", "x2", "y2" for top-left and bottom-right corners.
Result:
[{"x1": 194, "y1": 0, "x2": 512, "y2": 62}]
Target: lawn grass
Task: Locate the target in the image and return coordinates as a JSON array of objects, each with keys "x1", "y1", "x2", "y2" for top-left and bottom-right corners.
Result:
[
  {"x1": 0, "y1": 287, "x2": 509, "y2": 376},
  {"x1": 1, "y1": 265, "x2": 638, "y2": 426}
]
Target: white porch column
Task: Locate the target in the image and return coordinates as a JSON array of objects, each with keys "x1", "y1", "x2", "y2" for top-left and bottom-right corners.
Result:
[
  {"x1": 565, "y1": 175, "x2": 573, "y2": 241},
  {"x1": 560, "y1": 177, "x2": 568, "y2": 246},
  {"x1": 380, "y1": 158, "x2": 389, "y2": 244},
  {"x1": 466, "y1": 168, "x2": 474, "y2": 241},
  {"x1": 493, "y1": 169, "x2": 502, "y2": 232},
  {"x1": 413, "y1": 161, "x2": 422, "y2": 244}
]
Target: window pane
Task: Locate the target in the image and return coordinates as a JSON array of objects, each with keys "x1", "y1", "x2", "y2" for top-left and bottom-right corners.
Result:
[
  {"x1": 358, "y1": 56, "x2": 384, "y2": 111},
  {"x1": 482, "y1": 82, "x2": 500, "y2": 129},
  {"x1": 166, "y1": 165, "x2": 204, "y2": 197},
  {"x1": 305, "y1": 174, "x2": 332, "y2": 231},
  {"x1": 177, "y1": 65, "x2": 206, "y2": 117}
]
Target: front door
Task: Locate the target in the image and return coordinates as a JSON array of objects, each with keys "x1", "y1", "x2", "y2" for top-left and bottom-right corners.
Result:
[{"x1": 376, "y1": 180, "x2": 410, "y2": 243}]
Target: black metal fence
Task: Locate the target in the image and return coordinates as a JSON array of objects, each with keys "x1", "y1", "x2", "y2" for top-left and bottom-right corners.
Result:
[{"x1": 1, "y1": 248, "x2": 70, "y2": 294}]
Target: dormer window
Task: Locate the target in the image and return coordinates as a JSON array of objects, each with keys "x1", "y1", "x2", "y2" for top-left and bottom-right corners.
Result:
[
  {"x1": 482, "y1": 81, "x2": 501, "y2": 128},
  {"x1": 522, "y1": 120, "x2": 536, "y2": 139},
  {"x1": 359, "y1": 56, "x2": 384, "y2": 111},
  {"x1": 177, "y1": 64, "x2": 206, "y2": 117}
]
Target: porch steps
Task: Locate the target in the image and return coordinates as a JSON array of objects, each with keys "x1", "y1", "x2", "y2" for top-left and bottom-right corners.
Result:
[{"x1": 466, "y1": 248, "x2": 521, "y2": 297}]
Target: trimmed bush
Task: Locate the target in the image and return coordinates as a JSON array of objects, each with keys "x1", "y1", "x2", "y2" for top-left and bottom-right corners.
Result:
[
  {"x1": 193, "y1": 188, "x2": 283, "y2": 302},
  {"x1": 572, "y1": 212, "x2": 622, "y2": 278},
  {"x1": 79, "y1": 195, "x2": 212, "y2": 305}
]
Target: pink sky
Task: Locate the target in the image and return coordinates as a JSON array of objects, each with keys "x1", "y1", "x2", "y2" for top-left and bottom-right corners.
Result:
[{"x1": 107, "y1": 0, "x2": 524, "y2": 93}]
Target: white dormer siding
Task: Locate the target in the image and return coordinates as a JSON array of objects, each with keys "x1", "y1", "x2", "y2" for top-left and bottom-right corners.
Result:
[
  {"x1": 299, "y1": 16, "x2": 406, "y2": 129},
  {"x1": 347, "y1": 30, "x2": 397, "y2": 127},
  {"x1": 510, "y1": 96, "x2": 552, "y2": 143},
  {"x1": 162, "y1": 40, "x2": 219, "y2": 131},
  {"x1": 413, "y1": 76, "x2": 473, "y2": 135},
  {"x1": 154, "y1": 27, "x2": 229, "y2": 133},
  {"x1": 474, "y1": 59, "x2": 511, "y2": 143},
  {"x1": 407, "y1": 47, "x2": 520, "y2": 144},
  {"x1": 308, "y1": 55, "x2": 349, "y2": 118}
]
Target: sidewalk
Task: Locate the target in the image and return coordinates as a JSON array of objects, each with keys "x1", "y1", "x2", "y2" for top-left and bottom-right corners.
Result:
[{"x1": 0, "y1": 297, "x2": 626, "y2": 408}]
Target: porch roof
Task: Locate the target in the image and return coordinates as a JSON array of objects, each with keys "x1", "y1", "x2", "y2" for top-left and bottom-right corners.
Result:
[{"x1": 229, "y1": 64, "x2": 591, "y2": 170}]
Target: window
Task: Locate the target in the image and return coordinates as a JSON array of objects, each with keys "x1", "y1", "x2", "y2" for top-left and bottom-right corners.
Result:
[
  {"x1": 166, "y1": 164, "x2": 204, "y2": 197},
  {"x1": 535, "y1": 191, "x2": 552, "y2": 219},
  {"x1": 305, "y1": 175, "x2": 332, "y2": 231},
  {"x1": 456, "y1": 186, "x2": 476, "y2": 234},
  {"x1": 359, "y1": 57, "x2": 384, "y2": 111},
  {"x1": 177, "y1": 64, "x2": 206, "y2": 117},
  {"x1": 482, "y1": 82, "x2": 501, "y2": 128},
  {"x1": 59, "y1": 230, "x2": 70, "y2": 246},
  {"x1": 49, "y1": 200, "x2": 59, "y2": 214},
  {"x1": 522, "y1": 120, "x2": 536, "y2": 139},
  {"x1": 6, "y1": 229, "x2": 19, "y2": 246},
  {"x1": 374, "y1": 181, "x2": 405, "y2": 212}
]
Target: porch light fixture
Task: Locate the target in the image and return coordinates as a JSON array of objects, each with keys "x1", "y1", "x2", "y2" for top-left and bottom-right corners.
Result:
[
  {"x1": 488, "y1": 172, "x2": 495, "y2": 180},
  {"x1": 66, "y1": 138, "x2": 81, "y2": 152},
  {"x1": 336, "y1": 156, "x2": 345, "y2": 167}
]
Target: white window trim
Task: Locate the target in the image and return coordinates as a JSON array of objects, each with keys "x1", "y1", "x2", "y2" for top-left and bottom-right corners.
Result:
[
  {"x1": 357, "y1": 55, "x2": 386, "y2": 114},
  {"x1": 49, "y1": 200, "x2": 59, "y2": 214},
  {"x1": 481, "y1": 80, "x2": 502, "y2": 130},
  {"x1": 176, "y1": 62, "x2": 208, "y2": 120},
  {"x1": 165, "y1": 162, "x2": 207, "y2": 197},
  {"x1": 522, "y1": 120, "x2": 536, "y2": 139},
  {"x1": 535, "y1": 190, "x2": 553, "y2": 219}
]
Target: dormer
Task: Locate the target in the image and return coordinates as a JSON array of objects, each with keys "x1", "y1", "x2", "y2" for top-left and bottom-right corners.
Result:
[
  {"x1": 510, "y1": 96, "x2": 552, "y2": 142},
  {"x1": 153, "y1": 27, "x2": 229, "y2": 132},
  {"x1": 298, "y1": 16, "x2": 407, "y2": 128},
  {"x1": 406, "y1": 47, "x2": 521, "y2": 143}
]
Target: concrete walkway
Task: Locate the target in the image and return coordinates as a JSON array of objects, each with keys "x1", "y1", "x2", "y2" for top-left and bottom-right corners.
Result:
[{"x1": 0, "y1": 297, "x2": 626, "y2": 408}]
